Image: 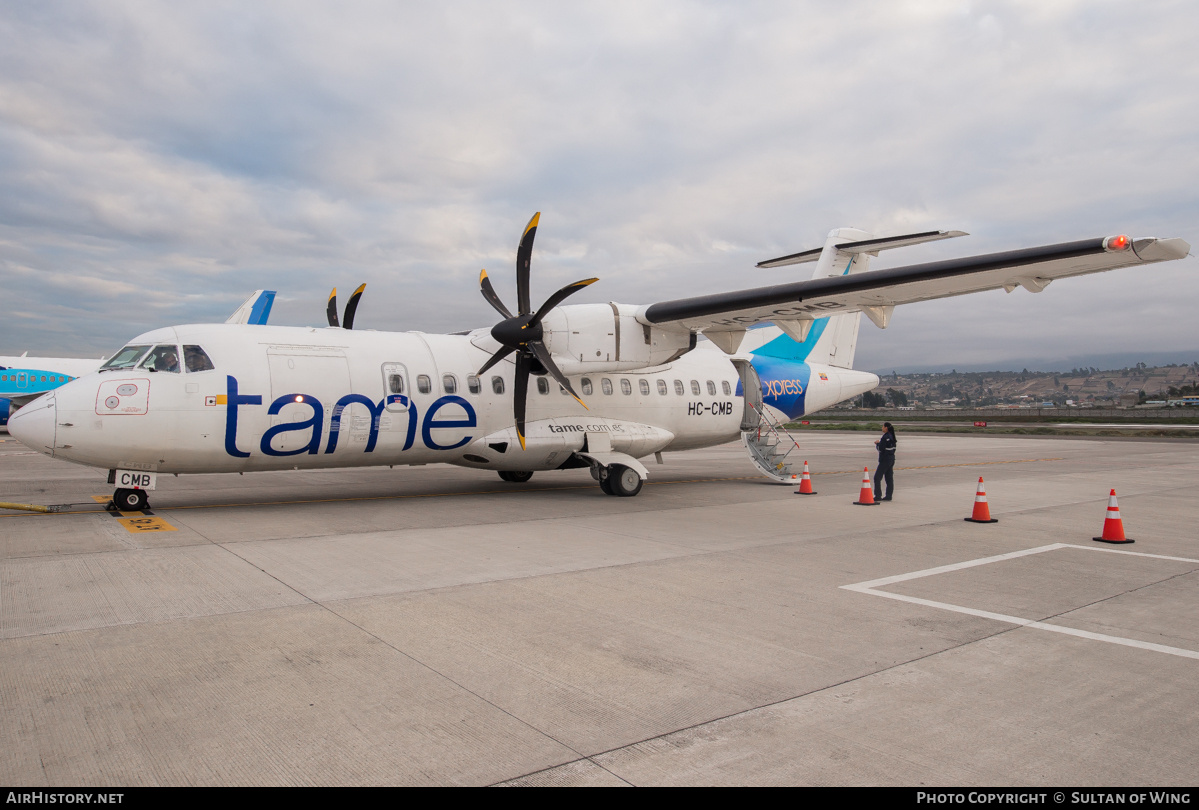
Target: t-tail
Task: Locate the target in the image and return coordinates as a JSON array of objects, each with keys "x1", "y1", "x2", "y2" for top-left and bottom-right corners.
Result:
[{"x1": 740, "y1": 226, "x2": 968, "y2": 422}]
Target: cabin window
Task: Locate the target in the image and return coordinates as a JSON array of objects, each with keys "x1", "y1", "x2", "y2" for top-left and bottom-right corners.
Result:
[
  {"x1": 183, "y1": 345, "x2": 215, "y2": 372},
  {"x1": 443, "y1": 374, "x2": 458, "y2": 394},
  {"x1": 581, "y1": 378, "x2": 593, "y2": 396},
  {"x1": 639, "y1": 379, "x2": 650, "y2": 395},
  {"x1": 139, "y1": 345, "x2": 182, "y2": 373},
  {"x1": 707, "y1": 380, "x2": 716, "y2": 396},
  {"x1": 467, "y1": 375, "x2": 481, "y2": 394},
  {"x1": 537, "y1": 377, "x2": 549, "y2": 395},
  {"x1": 560, "y1": 383, "x2": 568, "y2": 395},
  {"x1": 723, "y1": 380, "x2": 732, "y2": 396},
  {"x1": 602, "y1": 378, "x2": 613, "y2": 395},
  {"x1": 417, "y1": 375, "x2": 432, "y2": 394},
  {"x1": 492, "y1": 376, "x2": 505, "y2": 395},
  {"x1": 674, "y1": 380, "x2": 684, "y2": 395},
  {"x1": 690, "y1": 380, "x2": 701, "y2": 395},
  {"x1": 620, "y1": 379, "x2": 631, "y2": 395},
  {"x1": 388, "y1": 374, "x2": 405, "y2": 394},
  {"x1": 41, "y1": 376, "x2": 46, "y2": 382},
  {"x1": 657, "y1": 379, "x2": 668, "y2": 395},
  {"x1": 100, "y1": 345, "x2": 152, "y2": 371}
]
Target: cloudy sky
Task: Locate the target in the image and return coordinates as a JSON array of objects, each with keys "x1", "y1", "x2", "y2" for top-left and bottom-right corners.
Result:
[{"x1": 1, "y1": 1, "x2": 1196, "y2": 371}]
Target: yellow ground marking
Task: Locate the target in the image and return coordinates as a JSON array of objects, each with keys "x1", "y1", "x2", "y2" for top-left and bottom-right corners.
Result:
[
  {"x1": 116, "y1": 516, "x2": 177, "y2": 533},
  {"x1": 0, "y1": 457, "x2": 1065, "y2": 518},
  {"x1": 91, "y1": 495, "x2": 110, "y2": 503}
]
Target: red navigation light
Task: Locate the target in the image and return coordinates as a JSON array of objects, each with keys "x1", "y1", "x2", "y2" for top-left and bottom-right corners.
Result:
[{"x1": 1106, "y1": 234, "x2": 1130, "y2": 251}]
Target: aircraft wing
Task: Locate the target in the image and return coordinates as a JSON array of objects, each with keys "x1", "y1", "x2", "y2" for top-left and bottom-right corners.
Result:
[{"x1": 640, "y1": 235, "x2": 1190, "y2": 333}]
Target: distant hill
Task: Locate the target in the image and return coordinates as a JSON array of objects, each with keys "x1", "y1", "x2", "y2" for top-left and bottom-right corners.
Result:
[
  {"x1": 861, "y1": 363, "x2": 1199, "y2": 408},
  {"x1": 870, "y1": 351, "x2": 1199, "y2": 375}
]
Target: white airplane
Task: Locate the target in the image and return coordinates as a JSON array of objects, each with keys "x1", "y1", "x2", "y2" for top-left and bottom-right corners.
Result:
[{"x1": 6, "y1": 215, "x2": 1190, "y2": 511}]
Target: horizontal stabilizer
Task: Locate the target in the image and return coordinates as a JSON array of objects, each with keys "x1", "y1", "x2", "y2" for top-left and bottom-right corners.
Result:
[{"x1": 757, "y1": 229, "x2": 967, "y2": 268}]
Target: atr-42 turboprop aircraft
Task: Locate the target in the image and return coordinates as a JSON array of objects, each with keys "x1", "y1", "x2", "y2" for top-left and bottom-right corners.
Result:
[{"x1": 8, "y1": 215, "x2": 1190, "y2": 511}]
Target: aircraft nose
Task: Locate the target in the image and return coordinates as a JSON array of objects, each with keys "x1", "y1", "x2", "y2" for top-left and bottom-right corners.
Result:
[{"x1": 7, "y1": 394, "x2": 57, "y2": 456}]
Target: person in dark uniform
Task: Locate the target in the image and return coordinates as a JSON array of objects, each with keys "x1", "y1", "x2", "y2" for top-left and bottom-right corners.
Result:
[{"x1": 874, "y1": 422, "x2": 897, "y2": 501}]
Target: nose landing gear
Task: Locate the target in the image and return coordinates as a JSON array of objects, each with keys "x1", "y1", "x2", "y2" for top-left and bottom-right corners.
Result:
[{"x1": 113, "y1": 488, "x2": 149, "y2": 512}]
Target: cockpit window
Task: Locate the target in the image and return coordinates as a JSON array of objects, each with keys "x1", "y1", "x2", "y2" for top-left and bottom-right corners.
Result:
[
  {"x1": 139, "y1": 344, "x2": 181, "y2": 373},
  {"x1": 100, "y1": 345, "x2": 152, "y2": 371},
  {"x1": 183, "y1": 345, "x2": 215, "y2": 372}
]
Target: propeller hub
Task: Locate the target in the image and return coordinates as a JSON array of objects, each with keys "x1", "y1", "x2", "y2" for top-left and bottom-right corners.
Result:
[{"x1": 491, "y1": 315, "x2": 542, "y2": 349}]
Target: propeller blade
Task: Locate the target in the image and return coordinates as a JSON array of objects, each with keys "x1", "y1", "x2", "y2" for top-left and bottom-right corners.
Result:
[
  {"x1": 515, "y1": 212, "x2": 539, "y2": 316},
  {"x1": 529, "y1": 277, "x2": 599, "y2": 327},
  {"x1": 528, "y1": 341, "x2": 587, "y2": 410},
  {"x1": 326, "y1": 288, "x2": 339, "y2": 328},
  {"x1": 342, "y1": 283, "x2": 366, "y2": 330},
  {"x1": 476, "y1": 344, "x2": 516, "y2": 377},
  {"x1": 479, "y1": 269, "x2": 513, "y2": 319},
  {"x1": 513, "y1": 352, "x2": 530, "y2": 451}
]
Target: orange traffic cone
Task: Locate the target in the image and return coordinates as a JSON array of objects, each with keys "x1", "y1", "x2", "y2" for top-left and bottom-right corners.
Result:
[
  {"x1": 794, "y1": 461, "x2": 817, "y2": 495},
  {"x1": 964, "y1": 477, "x2": 998, "y2": 523},
  {"x1": 1093, "y1": 489, "x2": 1134, "y2": 544},
  {"x1": 854, "y1": 467, "x2": 877, "y2": 505}
]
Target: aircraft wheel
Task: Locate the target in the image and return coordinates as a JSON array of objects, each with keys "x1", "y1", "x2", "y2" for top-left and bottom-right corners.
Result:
[
  {"x1": 114, "y1": 488, "x2": 149, "y2": 511},
  {"x1": 598, "y1": 472, "x2": 615, "y2": 495},
  {"x1": 607, "y1": 465, "x2": 643, "y2": 497},
  {"x1": 499, "y1": 471, "x2": 533, "y2": 483}
]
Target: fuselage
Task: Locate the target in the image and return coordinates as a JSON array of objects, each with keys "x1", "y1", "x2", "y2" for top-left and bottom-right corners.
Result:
[{"x1": 8, "y1": 322, "x2": 878, "y2": 477}]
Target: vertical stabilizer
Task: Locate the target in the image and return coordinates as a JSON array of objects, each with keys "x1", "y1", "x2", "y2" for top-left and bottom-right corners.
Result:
[
  {"x1": 751, "y1": 226, "x2": 965, "y2": 368},
  {"x1": 752, "y1": 228, "x2": 876, "y2": 369}
]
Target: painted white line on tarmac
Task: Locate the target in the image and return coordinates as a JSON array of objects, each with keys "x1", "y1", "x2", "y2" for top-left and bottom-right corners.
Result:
[{"x1": 842, "y1": 543, "x2": 1199, "y2": 661}]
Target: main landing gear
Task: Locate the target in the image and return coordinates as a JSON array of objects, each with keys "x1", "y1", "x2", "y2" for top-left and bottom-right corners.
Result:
[
  {"x1": 113, "y1": 488, "x2": 149, "y2": 511},
  {"x1": 594, "y1": 463, "x2": 643, "y2": 497},
  {"x1": 498, "y1": 471, "x2": 534, "y2": 483}
]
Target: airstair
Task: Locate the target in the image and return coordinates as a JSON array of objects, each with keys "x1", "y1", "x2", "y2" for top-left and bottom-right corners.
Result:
[
  {"x1": 733, "y1": 358, "x2": 803, "y2": 483},
  {"x1": 740, "y1": 401, "x2": 803, "y2": 483}
]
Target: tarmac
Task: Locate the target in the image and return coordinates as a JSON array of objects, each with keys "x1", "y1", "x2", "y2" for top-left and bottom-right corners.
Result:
[{"x1": 1, "y1": 430, "x2": 1196, "y2": 786}]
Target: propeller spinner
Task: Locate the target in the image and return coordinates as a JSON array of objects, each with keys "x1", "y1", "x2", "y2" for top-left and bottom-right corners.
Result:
[{"x1": 476, "y1": 213, "x2": 598, "y2": 450}]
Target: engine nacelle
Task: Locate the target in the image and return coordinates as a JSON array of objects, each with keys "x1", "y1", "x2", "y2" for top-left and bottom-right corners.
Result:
[{"x1": 540, "y1": 303, "x2": 694, "y2": 375}]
